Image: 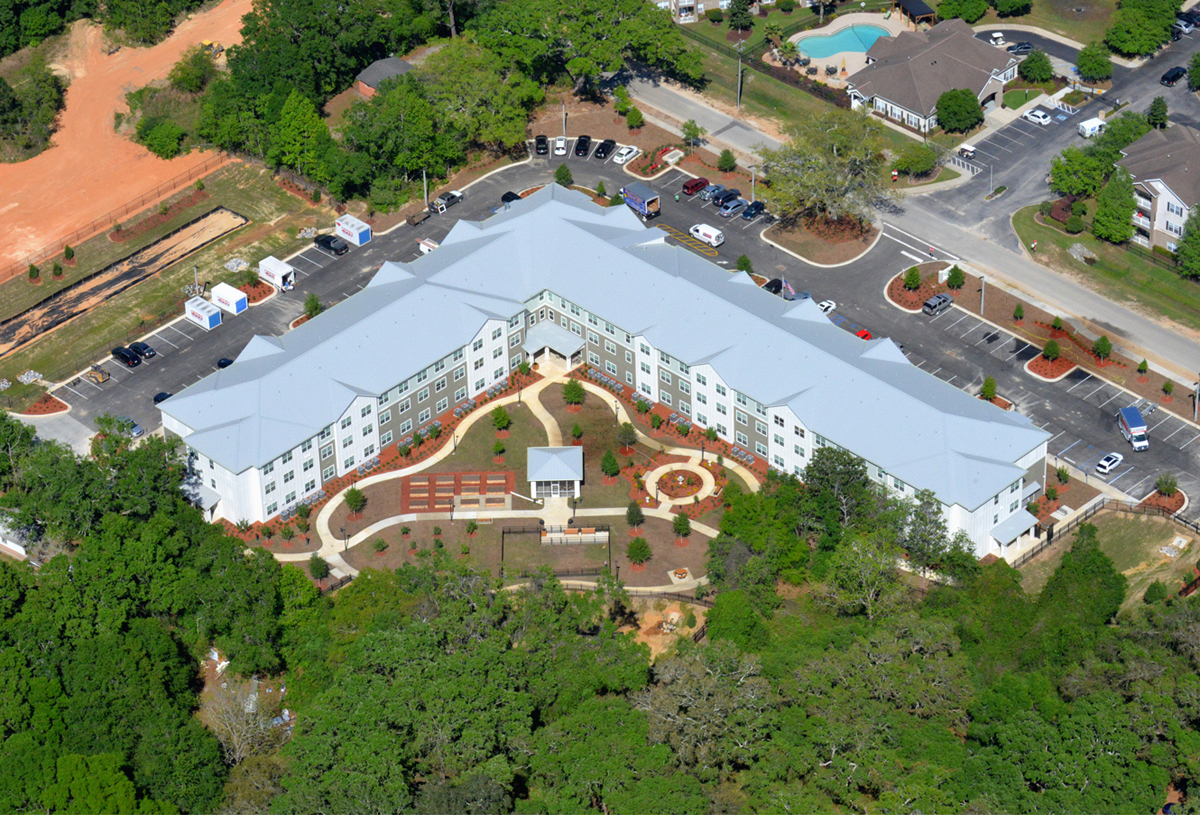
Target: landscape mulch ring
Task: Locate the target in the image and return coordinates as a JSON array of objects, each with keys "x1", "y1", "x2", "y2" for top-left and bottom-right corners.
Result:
[
  {"x1": 21, "y1": 392, "x2": 68, "y2": 415},
  {"x1": 1140, "y1": 490, "x2": 1185, "y2": 514},
  {"x1": 885, "y1": 264, "x2": 952, "y2": 310},
  {"x1": 765, "y1": 217, "x2": 881, "y2": 266},
  {"x1": 1026, "y1": 354, "x2": 1075, "y2": 379}
]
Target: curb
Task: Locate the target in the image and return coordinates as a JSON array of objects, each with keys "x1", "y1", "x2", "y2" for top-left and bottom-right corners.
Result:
[
  {"x1": 882, "y1": 270, "x2": 924, "y2": 313},
  {"x1": 759, "y1": 221, "x2": 883, "y2": 269},
  {"x1": 1024, "y1": 357, "x2": 1077, "y2": 382}
]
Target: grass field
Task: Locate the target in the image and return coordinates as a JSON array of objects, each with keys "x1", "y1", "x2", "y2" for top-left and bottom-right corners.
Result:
[
  {"x1": 1012, "y1": 205, "x2": 1200, "y2": 333},
  {"x1": 975, "y1": 0, "x2": 1115, "y2": 46},
  {"x1": 0, "y1": 164, "x2": 331, "y2": 409},
  {"x1": 1020, "y1": 512, "x2": 1196, "y2": 608},
  {"x1": 1004, "y1": 88, "x2": 1043, "y2": 109}
]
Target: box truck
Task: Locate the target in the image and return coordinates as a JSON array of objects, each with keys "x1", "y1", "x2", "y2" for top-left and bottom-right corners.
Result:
[
  {"x1": 620, "y1": 182, "x2": 660, "y2": 221},
  {"x1": 1077, "y1": 117, "x2": 1106, "y2": 138},
  {"x1": 1118, "y1": 406, "x2": 1149, "y2": 451}
]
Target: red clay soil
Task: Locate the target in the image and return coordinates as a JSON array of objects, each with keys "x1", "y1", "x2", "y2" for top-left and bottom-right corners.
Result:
[
  {"x1": 109, "y1": 189, "x2": 209, "y2": 242},
  {"x1": 886, "y1": 265, "x2": 953, "y2": 310},
  {"x1": 0, "y1": 0, "x2": 250, "y2": 269},
  {"x1": 1140, "y1": 490, "x2": 1185, "y2": 514},
  {"x1": 22, "y1": 392, "x2": 68, "y2": 415},
  {"x1": 1026, "y1": 355, "x2": 1075, "y2": 379},
  {"x1": 239, "y1": 281, "x2": 274, "y2": 303}
]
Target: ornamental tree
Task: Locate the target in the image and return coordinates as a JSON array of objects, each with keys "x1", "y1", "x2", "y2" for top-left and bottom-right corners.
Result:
[
  {"x1": 1076, "y1": 41, "x2": 1114, "y2": 82},
  {"x1": 1018, "y1": 50, "x2": 1053, "y2": 83},
  {"x1": 717, "y1": 149, "x2": 737, "y2": 172},
  {"x1": 554, "y1": 164, "x2": 573, "y2": 187},
  {"x1": 673, "y1": 512, "x2": 691, "y2": 539},
  {"x1": 1042, "y1": 339, "x2": 1061, "y2": 361},
  {"x1": 946, "y1": 266, "x2": 966, "y2": 289},
  {"x1": 1092, "y1": 335, "x2": 1113, "y2": 359},
  {"x1": 344, "y1": 486, "x2": 367, "y2": 515},
  {"x1": 563, "y1": 378, "x2": 586, "y2": 405},
  {"x1": 903, "y1": 267, "x2": 922, "y2": 290},
  {"x1": 1092, "y1": 167, "x2": 1135, "y2": 243},
  {"x1": 616, "y1": 422, "x2": 639, "y2": 449},
  {"x1": 627, "y1": 536, "x2": 652, "y2": 564},
  {"x1": 935, "y1": 88, "x2": 983, "y2": 133},
  {"x1": 601, "y1": 450, "x2": 620, "y2": 477},
  {"x1": 626, "y1": 501, "x2": 645, "y2": 530},
  {"x1": 894, "y1": 143, "x2": 937, "y2": 177},
  {"x1": 981, "y1": 376, "x2": 997, "y2": 401},
  {"x1": 937, "y1": 0, "x2": 988, "y2": 22},
  {"x1": 492, "y1": 405, "x2": 512, "y2": 432}
]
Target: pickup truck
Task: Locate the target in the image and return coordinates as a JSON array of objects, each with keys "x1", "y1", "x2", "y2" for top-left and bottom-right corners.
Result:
[
  {"x1": 429, "y1": 190, "x2": 464, "y2": 214},
  {"x1": 620, "y1": 182, "x2": 660, "y2": 221}
]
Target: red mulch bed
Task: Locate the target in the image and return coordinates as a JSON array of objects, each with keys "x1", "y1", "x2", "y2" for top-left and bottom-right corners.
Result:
[
  {"x1": 1140, "y1": 490, "x2": 1185, "y2": 514},
  {"x1": 496, "y1": 429, "x2": 510, "y2": 439},
  {"x1": 23, "y1": 393, "x2": 68, "y2": 415},
  {"x1": 603, "y1": 475, "x2": 619, "y2": 485},
  {"x1": 658, "y1": 469, "x2": 703, "y2": 499},
  {"x1": 981, "y1": 394, "x2": 1013, "y2": 410},
  {"x1": 675, "y1": 537, "x2": 690, "y2": 547},
  {"x1": 27, "y1": 274, "x2": 42, "y2": 286},
  {"x1": 630, "y1": 562, "x2": 647, "y2": 572},
  {"x1": 1028, "y1": 483, "x2": 1074, "y2": 523},
  {"x1": 886, "y1": 264, "x2": 952, "y2": 310},
  {"x1": 565, "y1": 404, "x2": 582, "y2": 413},
  {"x1": 1031, "y1": 321, "x2": 1128, "y2": 370},
  {"x1": 1026, "y1": 355, "x2": 1075, "y2": 379},
  {"x1": 239, "y1": 281, "x2": 275, "y2": 304},
  {"x1": 290, "y1": 314, "x2": 311, "y2": 329},
  {"x1": 109, "y1": 189, "x2": 209, "y2": 243}
]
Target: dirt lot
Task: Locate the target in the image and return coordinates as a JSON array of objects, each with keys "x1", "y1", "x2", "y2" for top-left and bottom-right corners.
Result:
[{"x1": 0, "y1": 0, "x2": 252, "y2": 269}]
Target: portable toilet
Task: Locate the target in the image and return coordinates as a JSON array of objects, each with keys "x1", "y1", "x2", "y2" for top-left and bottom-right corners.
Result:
[
  {"x1": 210, "y1": 282, "x2": 248, "y2": 315},
  {"x1": 258, "y1": 256, "x2": 296, "y2": 291},
  {"x1": 335, "y1": 214, "x2": 372, "y2": 247},
  {"x1": 184, "y1": 296, "x2": 222, "y2": 332}
]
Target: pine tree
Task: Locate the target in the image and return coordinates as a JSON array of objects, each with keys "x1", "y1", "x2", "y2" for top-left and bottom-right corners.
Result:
[{"x1": 1148, "y1": 96, "x2": 1169, "y2": 129}]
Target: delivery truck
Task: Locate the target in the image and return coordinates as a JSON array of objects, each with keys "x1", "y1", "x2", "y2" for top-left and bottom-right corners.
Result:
[
  {"x1": 1118, "y1": 405, "x2": 1149, "y2": 451},
  {"x1": 620, "y1": 182, "x2": 660, "y2": 221}
]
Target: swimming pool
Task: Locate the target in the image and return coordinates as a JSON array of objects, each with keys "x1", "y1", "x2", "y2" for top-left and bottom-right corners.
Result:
[{"x1": 795, "y1": 24, "x2": 890, "y2": 59}]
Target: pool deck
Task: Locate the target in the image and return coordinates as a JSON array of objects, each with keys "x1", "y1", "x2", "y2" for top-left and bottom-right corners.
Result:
[{"x1": 784, "y1": 12, "x2": 909, "y2": 88}]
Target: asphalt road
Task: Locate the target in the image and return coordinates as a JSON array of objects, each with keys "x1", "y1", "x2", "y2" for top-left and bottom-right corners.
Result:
[{"x1": 49, "y1": 151, "x2": 1200, "y2": 518}]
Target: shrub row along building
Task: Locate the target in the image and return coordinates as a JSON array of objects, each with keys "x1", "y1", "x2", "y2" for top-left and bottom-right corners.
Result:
[{"x1": 160, "y1": 185, "x2": 1048, "y2": 560}]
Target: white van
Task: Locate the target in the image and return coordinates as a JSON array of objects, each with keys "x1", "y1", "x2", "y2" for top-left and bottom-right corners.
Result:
[
  {"x1": 689, "y1": 223, "x2": 724, "y2": 247},
  {"x1": 1077, "y1": 117, "x2": 1106, "y2": 138}
]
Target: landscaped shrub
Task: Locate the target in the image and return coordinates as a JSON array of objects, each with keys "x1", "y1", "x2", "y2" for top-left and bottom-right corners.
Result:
[
  {"x1": 1092, "y1": 335, "x2": 1113, "y2": 359},
  {"x1": 1051, "y1": 316, "x2": 1064, "y2": 331},
  {"x1": 1045, "y1": 485, "x2": 1059, "y2": 501},
  {"x1": 1064, "y1": 214, "x2": 1085, "y2": 234},
  {"x1": 626, "y1": 107, "x2": 644, "y2": 129},
  {"x1": 1143, "y1": 580, "x2": 1170, "y2": 604},
  {"x1": 563, "y1": 378, "x2": 586, "y2": 405},
  {"x1": 571, "y1": 422, "x2": 583, "y2": 440},
  {"x1": 627, "y1": 536, "x2": 652, "y2": 564},
  {"x1": 493, "y1": 439, "x2": 506, "y2": 457},
  {"x1": 1057, "y1": 466, "x2": 1070, "y2": 484},
  {"x1": 63, "y1": 244, "x2": 73, "y2": 260},
  {"x1": 903, "y1": 267, "x2": 922, "y2": 290},
  {"x1": 1014, "y1": 303, "x2": 1024, "y2": 321},
  {"x1": 554, "y1": 164, "x2": 573, "y2": 187},
  {"x1": 706, "y1": 8, "x2": 724, "y2": 22},
  {"x1": 1042, "y1": 340, "x2": 1061, "y2": 361},
  {"x1": 1138, "y1": 359, "x2": 1149, "y2": 374},
  {"x1": 980, "y1": 376, "x2": 997, "y2": 401},
  {"x1": 718, "y1": 149, "x2": 737, "y2": 173},
  {"x1": 779, "y1": 0, "x2": 795, "y2": 9},
  {"x1": 1165, "y1": 380, "x2": 1175, "y2": 396},
  {"x1": 893, "y1": 143, "x2": 937, "y2": 177},
  {"x1": 1157, "y1": 472, "x2": 1179, "y2": 496},
  {"x1": 1071, "y1": 200, "x2": 1087, "y2": 217},
  {"x1": 705, "y1": 426, "x2": 719, "y2": 442},
  {"x1": 946, "y1": 266, "x2": 966, "y2": 289},
  {"x1": 617, "y1": 422, "x2": 639, "y2": 448},
  {"x1": 466, "y1": 520, "x2": 478, "y2": 535},
  {"x1": 373, "y1": 539, "x2": 387, "y2": 552},
  {"x1": 737, "y1": 254, "x2": 753, "y2": 272},
  {"x1": 650, "y1": 414, "x2": 663, "y2": 430},
  {"x1": 344, "y1": 487, "x2": 367, "y2": 515},
  {"x1": 51, "y1": 262, "x2": 62, "y2": 277},
  {"x1": 309, "y1": 554, "x2": 330, "y2": 580},
  {"x1": 596, "y1": 181, "x2": 606, "y2": 197},
  {"x1": 1018, "y1": 50, "x2": 1053, "y2": 83},
  {"x1": 601, "y1": 450, "x2": 620, "y2": 477},
  {"x1": 28, "y1": 264, "x2": 37, "y2": 280},
  {"x1": 303, "y1": 293, "x2": 323, "y2": 319},
  {"x1": 673, "y1": 512, "x2": 691, "y2": 539},
  {"x1": 492, "y1": 406, "x2": 512, "y2": 432},
  {"x1": 1038, "y1": 201, "x2": 1054, "y2": 217},
  {"x1": 626, "y1": 502, "x2": 644, "y2": 529}
]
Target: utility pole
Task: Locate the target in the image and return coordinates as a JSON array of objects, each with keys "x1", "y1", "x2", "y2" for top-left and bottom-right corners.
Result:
[
  {"x1": 422, "y1": 168, "x2": 428, "y2": 207},
  {"x1": 562, "y1": 101, "x2": 567, "y2": 136},
  {"x1": 1194, "y1": 374, "x2": 1199, "y2": 422},
  {"x1": 737, "y1": 40, "x2": 745, "y2": 110},
  {"x1": 980, "y1": 275, "x2": 985, "y2": 315},
  {"x1": 751, "y1": 166, "x2": 756, "y2": 202}
]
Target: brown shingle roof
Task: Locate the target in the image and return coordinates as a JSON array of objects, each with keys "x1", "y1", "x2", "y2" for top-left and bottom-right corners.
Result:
[
  {"x1": 1118, "y1": 125, "x2": 1200, "y2": 210},
  {"x1": 847, "y1": 19, "x2": 1017, "y2": 116}
]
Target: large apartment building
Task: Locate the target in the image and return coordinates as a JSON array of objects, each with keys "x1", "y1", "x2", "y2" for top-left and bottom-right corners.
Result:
[
  {"x1": 1118, "y1": 125, "x2": 1200, "y2": 251},
  {"x1": 160, "y1": 185, "x2": 1048, "y2": 560}
]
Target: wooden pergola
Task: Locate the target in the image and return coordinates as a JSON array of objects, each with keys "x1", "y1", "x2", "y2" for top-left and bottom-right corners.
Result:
[{"x1": 895, "y1": 0, "x2": 936, "y2": 27}]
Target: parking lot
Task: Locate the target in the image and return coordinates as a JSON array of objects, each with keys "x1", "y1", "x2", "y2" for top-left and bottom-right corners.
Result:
[{"x1": 958, "y1": 106, "x2": 1078, "y2": 176}]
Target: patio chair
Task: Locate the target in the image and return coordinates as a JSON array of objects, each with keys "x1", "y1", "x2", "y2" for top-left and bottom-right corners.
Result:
[
  {"x1": 825, "y1": 65, "x2": 837, "y2": 76},
  {"x1": 806, "y1": 65, "x2": 818, "y2": 75}
]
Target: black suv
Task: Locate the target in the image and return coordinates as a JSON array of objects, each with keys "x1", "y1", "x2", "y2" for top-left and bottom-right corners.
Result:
[
  {"x1": 111, "y1": 347, "x2": 140, "y2": 367},
  {"x1": 534, "y1": 135, "x2": 548, "y2": 155},
  {"x1": 1006, "y1": 41, "x2": 1033, "y2": 54},
  {"x1": 593, "y1": 139, "x2": 617, "y2": 160},
  {"x1": 501, "y1": 191, "x2": 522, "y2": 204},
  {"x1": 713, "y1": 189, "x2": 741, "y2": 206},
  {"x1": 574, "y1": 135, "x2": 592, "y2": 157},
  {"x1": 129, "y1": 341, "x2": 156, "y2": 359},
  {"x1": 1162, "y1": 66, "x2": 1187, "y2": 86},
  {"x1": 314, "y1": 234, "x2": 349, "y2": 255}
]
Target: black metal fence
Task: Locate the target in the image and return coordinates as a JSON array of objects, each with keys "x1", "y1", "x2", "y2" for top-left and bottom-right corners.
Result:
[
  {"x1": 319, "y1": 574, "x2": 353, "y2": 595},
  {"x1": 1010, "y1": 497, "x2": 1193, "y2": 569}
]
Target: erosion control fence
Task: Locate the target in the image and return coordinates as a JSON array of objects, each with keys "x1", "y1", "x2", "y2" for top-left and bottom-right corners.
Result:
[{"x1": 0, "y1": 153, "x2": 230, "y2": 286}]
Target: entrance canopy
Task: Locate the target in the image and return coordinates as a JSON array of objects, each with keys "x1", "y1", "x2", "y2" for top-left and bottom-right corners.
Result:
[
  {"x1": 991, "y1": 508, "x2": 1038, "y2": 546},
  {"x1": 528, "y1": 446, "x2": 584, "y2": 483},
  {"x1": 523, "y1": 321, "x2": 585, "y2": 358}
]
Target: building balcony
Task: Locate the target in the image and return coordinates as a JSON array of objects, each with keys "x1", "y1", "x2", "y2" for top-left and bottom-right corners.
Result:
[
  {"x1": 1136, "y1": 196, "x2": 1152, "y2": 211},
  {"x1": 1133, "y1": 213, "x2": 1152, "y2": 229},
  {"x1": 1132, "y1": 234, "x2": 1150, "y2": 248}
]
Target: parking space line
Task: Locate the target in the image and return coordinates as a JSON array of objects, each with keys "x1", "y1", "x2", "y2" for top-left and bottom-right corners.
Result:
[
  {"x1": 944, "y1": 375, "x2": 957, "y2": 384},
  {"x1": 1098, "y1": 392, "x2": 1121, "y2": 408},
  {"x1": 1065, "y1": 373, "x2": 1093, "y2": 392},
  {"x1": 1182, "y1": 434, "x2": 1200, "y2": 449},
  {"x1": 1048, "y1": 430, "x2": 1065, "y2": 443},
  {"x1": 1108, "y1": 466, "x2": 1136, "y2": 484},
  {"x1": 1058, "y1": 439, "x2": 1082, "y2": 456},
  {"x1": 1127, "y1": 474, "x2": 1154, "y2": 494},
  {"x1": 61, "y1": 384, "x2": 88, "y2": 400},
  {"x1": 945, "y1": 314, "x2": 968, "y2": 330},
  {"x1": 960, "y1": 323, "x2": 984, "y2": 338},
  {"x1": 930, "y1": 367, "x2": 942, "y2": 376},
  {"x1": 1083, "y1": 383, "x2": 1106, "y2": 400},
  {"x1": 973, "y1": 331, "x2": 997, "y2": 346},
  {"x1": 1163, "y1": 424, "x2": 1188, "y2": 442},
  {"x1": 81, "y1": 377, "x2": 103, "y2": 391},
  {"x1": 1150, "y1": 416, "x2": 1173, "y2": 433},
  {"x1": 154, "y1": 333, "x2": 179, "y2": 348},
  {"x1": 168, "y1": 325, "x2": 194, "y2": 340}
]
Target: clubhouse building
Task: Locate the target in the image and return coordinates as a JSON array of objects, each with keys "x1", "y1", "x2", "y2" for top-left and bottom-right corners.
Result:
[{"x1": 160, "y1": 185, "x2": 1049, "y2": 560}]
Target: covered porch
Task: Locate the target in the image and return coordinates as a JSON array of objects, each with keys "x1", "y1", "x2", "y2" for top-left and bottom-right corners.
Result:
[{"x1": 523, "y1": 321, "x2": 585, "y2": 373}]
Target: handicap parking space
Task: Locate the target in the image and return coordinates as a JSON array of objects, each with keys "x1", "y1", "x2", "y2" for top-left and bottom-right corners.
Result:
[{"x1": 656, "y1": 224, "x2": 719, "y2": 257}]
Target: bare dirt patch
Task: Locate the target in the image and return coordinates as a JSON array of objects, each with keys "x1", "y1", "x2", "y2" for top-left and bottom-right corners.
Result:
[
  {"x1": 766, "y1": 217, "x2": 879, "y2": 265},
  {"x1": 0, "y1": 0, "x2": 252, "y2": 270}
]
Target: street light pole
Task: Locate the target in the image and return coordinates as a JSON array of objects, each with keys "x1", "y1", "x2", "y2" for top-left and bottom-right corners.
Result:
[
  {"x1": 737, "y1": 41, "x2": 744, "y2": 110},
  {"x1": 980, "y1": 275, "x2": 986, "y2": 316},
  {"x1": 340, "y1": 526, "x2": 346, "y2": 552},
  {"x1": 614, "y1": 398, "x2": 619, "y2": 426}
]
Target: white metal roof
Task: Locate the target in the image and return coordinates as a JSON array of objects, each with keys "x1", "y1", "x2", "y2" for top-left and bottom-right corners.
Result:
[
  {"x1": 161, "y1": 185, "x2": 1047, "y2": 510},
  {"x1": 523, "y1": 321, "x2": 585, "y2": 357},
  {"x1": 527, "y1": 446, "x2": 584, "y2": 482}
]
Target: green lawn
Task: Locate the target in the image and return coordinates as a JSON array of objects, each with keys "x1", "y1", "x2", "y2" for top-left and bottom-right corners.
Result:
[
  {"x1": 1020, "y1": 512, "x2": 1196, "y2": 609},
  {"x1": 1004, "y1": 88, "x2": 1043, "y2": 109},
  {"x1": 0, "y1": 164, "x2": 326, "y2": 409},
  {"x1": 1012, "y1": 205, "x2": 1200, "y2": 333},
  {"x1": 975, "y1": 0, "x2": 1115, "y2": 45},
  {"x1": 422, "y1": 400, "x2": 550, "y2": 493}
]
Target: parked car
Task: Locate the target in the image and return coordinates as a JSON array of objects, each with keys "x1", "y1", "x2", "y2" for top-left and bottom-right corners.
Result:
[
  {"x1": 117, "y1": 416, "x2": 145, "y2": 438},
  {"x1": 314, "y1": 234, "x2": 349, "y2": 255},
  {"x1": 573, "y1": 135, "x2": 592, "y2": 157},
  {"x1": 1162, "y1": 66, "x2": 1187, "y2": 86},
  {"x1": 501, "y1": 191, "x2": 523, "y2": 204},
  {"x1": 594, "y1": 139, "x2": 617, "y2": 160},
  {"x1": 1172, "y1": 27, "x2": 1184, "y2": 41},
  {"x1": 683, "y1": 177, "x2": 708, "y2": 195},
  {"x1": 713, "y1": 189, "x2": 741, "y2": 206},
  {"x1": 612, "y1": 145, "x2": 639, "y2": 165},
  {"x1": 1095, "y1": 452, "x2": 1125, "y2": 474},
  {"x1": 1006, "y1": 41, "x2": 1033, "y2": 54},
  {"x1": 741, "y1": 200, "x2": 766, "y2": 220},
  {"x1": 429, "y1": 190, "x2": 464, "y2": 214},
  {"x1": 718, "y1": 198, "x2": 748, "y2": 217},
  {"x1": 217, "y1": 358, "x2": 234, "y2": 369},
  {"x1": 111, "y1": 346, "x2": 140, "y2": 368},
  {"x1": 923, "y1": 293, "x2": 953, "y2": 315},
  {"x1": 1179, "y1": 9, "x2": 1200, "y2": 26},
  {"x1": 1173, "y1": 18, "x2": 1194, "y2": 34},
  {"x1": 689, "y1": 223, "x2": 724, "y2": 247},
  {"x1": 553, "y1": 136, "x2": 568, "y2": 155},
  {"x1": 856, "y1": 329, "x2": 873, "y2": 340},
  {"x1": 153, "y1": 391, "x2": 173, "y2": 405},
  {"x1": 817, "y1": 300, "x2": 836, "y2": 314},
  {"x1": 699, "y1": 183, "x2": 725, "y2": 201},
  {"x1": 535, "y1": 134, "x2": 549, "y2": 155},
  {"x1": 129, "y1": 341, "x2": 156, "y2": 359},
  {"x1": 1022, "y1": 109, "x2": 1052, "y2": 126}
]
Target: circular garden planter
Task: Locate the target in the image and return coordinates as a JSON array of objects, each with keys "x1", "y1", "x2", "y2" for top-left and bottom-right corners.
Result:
[{"x1": 630, "y1": 563, "x2": 647, "y2": 572}]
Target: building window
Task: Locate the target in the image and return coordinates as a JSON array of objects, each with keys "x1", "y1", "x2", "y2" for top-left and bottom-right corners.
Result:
[
  {"x1": 756, "y1": 442, "x2": 768, "y2": 456},
  {"x1": 285, "y1": 491, "x2": 296, "y2": 505},
  {"x1": 570, "y1": 322, "x2": 582, "y2": 336},
  {"x1": 660, "y1": 370, "x2": 672, "y2": 385},
  {"x1": 321, "y1": 444, "x2": 333, "y2": 460},
  {"x1": 344, "y1": 456, "x2": 355, "y2": 469},
  {"x1": 794, "y1": 445, "x2": 805, "y2": 457},
  {"x1": 418, "y1": 387, "x2": 429, "y2": 402},
  {"x1": 265, "y1": 481, "x2": 276, "y2": 494},
  {"x1": 774, "y1": 455, "x2": 785, "y2": 468},
  {"x1": 263, "y1": 462, "x2": 275, "y2": 475},
  {"x1": 588, "y1": 314, "x2": 598, "y2": 326},
  {"x1": 493, "y1": 347, "x2": 503, "y2": 359},
  {"x1": 340, "y1": 417, "x2": 352, "y2": 430},
  {"x1": 589, "y1": 331, "x2": 600, "y2": 345},
  {"x1": 399, "y1": 399, "x2": 411, "y2": 414},
  {"x1": 398, "y1": 381, "x2": 409, "y2": 394},
  {"x1": 418, "y1": 408, "x2": 431, "y2": 424},
  {"x1": 795, "y1": 426, "x2": 804, "y2": 437},
  {"x1": 1010, "y1": 480, "x2": 1020, "y2": 493},
  {"x1": 492, "y1": 327, "x2": 503, "y2": 340},
  {"x1": 696, "y1": 412, "x2": 707, "y2": 425},
  {"x1": 626, "y1": 350, "x2": 633, "y2": 363},
  {"x1": 735, "y1": 410, "x2": 747, "y2": 425},
  {"x1": 696, "y1": 392, "x2": 707, "y2": 405},
  {"x1": 696, "y1": 373, "x2": 707, "y2": 386},
  {"x1": 362, "y1": 424, "x2": 373, "y2": 437},
  {"x1": 417, "y1": 370, "x2": 428, "y2": 383},
  {"x1": 1168, "y1": 221, "x2": 1184, "y2": 236},
  {"x1": 319, "y1": 426, "x2": 332, "y2": 441},
  {"x1": 605, "y1": 340, "x2": 616, "y2": 354},
  {"x1": 301, "y1": 439, "x2": 313, "y2": 452},
  {"x1": 473, "y1": 338, "x2": 484, "y2": 352},
  {"x1": 661, "y1": 391, "x2": 673, "y2": 405},
  {"x1": 434, "y1": 359, "x2": 446, "y2": 373},
  {"x1": 437, "y1": 397, "x2": 449, "y2": 413},
  {"x1": 475, "y1": 358, "x2": 485, "y2": 370},
  {"x1": 735, "y1": 393, "x2": 747, "y2": 407},
  {"x1": 893, "y1": 477, "x2": 906, "y2": 491},
  {"x1": 606, "y1": 360, "x2": 617, "y2": 374},
  {"x1": 266, "y1": 502, "x2": 278, "y2": 516},
  {"x1": 640, "y1": 362, "x2": 651, "y2": 375},
  {"x1": 399, "y1": 419, "x2": 412, "y2": 434},
  {"x1": 756, "y1": 420, "x2": 767, "y2": 436},
  {"x1": 475, "y1": 378, "x2": 486, "y2": 390},
  {"x1": 680, "y1": 402, "x2": 690, "y2": 415},
  {"x1": 303, "y1": 459, "x2": 314, "y2": 472},
  {"x1": 1010, "y1": 500, "x2": 1019, "y2": 512},
  {"x1": 640, "y1": 382, "x2": 652, "y2": 395},
  {"x1": 363, "y1": 444, "x2": 375, "y2": 457},
  {"x1": 491, "y1": 367, "x2": 503, "y2": 379},
  {"x1": 511, "y1": 354, "x2": 523, "y2": 369},
  {"x1": 716, "y1": 423, "x2": 727, "y2": 436},
  {"x1": 382, "y1": 431, "x2": 393, "y2": 445},
  {"x1": 323, "y1": 465, "x2": 335, "y2": 481},
  {"x1": 510, "y1": 333, "x2": 522, "y2": 348},
  {"x1": 570, "y1": 303, "x2": 581, "y2": 316},
  {"x1": 659, "y1": 350, "x2": 670, "y2": 364},
  {"x1": 716, "y1": 403, "x2": 727, "y2": 415},
  {"x1": 775, "y1": 416, "x2": 785, "y2": 427},
  {"x1": 342, "y1": 436, "x2": 353, "y2": 449},
  {"x1": 435, "y1": 378, "x2": 447, "y2": 393},
  {"x1": 774, "y1": 434, "x2": 784, "y2": 446},
  {"x1": 305, "y1": 480, "x2": 316, "y2": 493},
  {"x1": 679, "y1": 380, "x2": 690, "y2": 395},
  {"x1": 736, "y1": 431, "x2": 749, "y2": 447},
  {"x1": 360, "y1": 405, "x2": 372, "y2": 418},
  {"x1": 284, "y1": 471, "x2": 295, "y2": 483},
  {"x1": 455, "y1": 387, "x2": 467, "y2": 401},
  {"x1": 454, "y1": 367, "x2": 465, "y2": 381},
  {"x1": 716, "y1": 383, "x2": 726, "y2": 396},
  {"x1": 604, "y1": 321, "x2": 615, "y2": 335},
  {"x1": 380, "y1": 410, "x2": 392, "y2": 425},
  {"x1": 640, "y1": 343, "x2": 650, "y2": 355}
]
